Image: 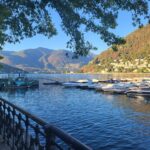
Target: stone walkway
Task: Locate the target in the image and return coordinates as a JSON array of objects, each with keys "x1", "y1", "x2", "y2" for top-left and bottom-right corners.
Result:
[{"x1": 0, "y1": 135, "x2": 10, "y2": 150}]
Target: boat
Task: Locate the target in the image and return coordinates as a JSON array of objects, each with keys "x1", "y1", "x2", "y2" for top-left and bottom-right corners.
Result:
[
  {"x1": 87, "y1": 83, "x2": 100, "y2": 89},
  {"x1": 75, "y1": 79, "x2": 89, "y2": 83},
  {"x1": 76, "y1": 83, "x2": 91, "y2": 89},
  {"x1": 62, "y1": 82, "x2": 82, "y2": 88},
  {"x1": 63, "y1": 82, "x2": 92, "y2": 89},
  {"x1": 126, "y1": 86, "x2": 150, "y2": 97},
  {"x1": 99, "y1": 79, "x2": 120, "y2": 83},
  {"x1": 15, "y1": 77, "x2": 28, "y2": 87},
  {"x1": 27, "y1": 79, "x2": 39, "y2": 87},
  {"x1": 6, "y1": 76, "x2": 39, "y2": 89},
  {"x1": 141, "y1": 79, "x2": 150, "y2": 87},
  {"x1": 43, "y1": 81, "x2": 62, "y2": 85},
  {"x1": 91, "y1": 79, "x2": 100, "y2": 83},
  {"x1": 101, "y1": 82, "x2": 134, "y2": 94},
  {"x1": 89, "y1": 84, "x2": 104, "y2": 91},
  {"x1": 62, "y1": 80, "x2": 98, "y2": 89}
]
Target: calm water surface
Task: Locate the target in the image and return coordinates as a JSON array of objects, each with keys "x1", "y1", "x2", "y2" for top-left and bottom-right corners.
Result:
[{"x1": 0, "y1": 74, "x2": 150, "y2": 150}]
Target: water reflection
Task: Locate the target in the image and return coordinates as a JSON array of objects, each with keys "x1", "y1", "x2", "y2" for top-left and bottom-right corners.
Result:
[
  {"x1": 111, "y1": 94, "x2": 150, "y2": 113},
  {"x1": 0, "y1": 87, "x2": 39, "y2": 99},
  {"x1": 0, "y1": 80, "x2": 149, "y2": 149}
]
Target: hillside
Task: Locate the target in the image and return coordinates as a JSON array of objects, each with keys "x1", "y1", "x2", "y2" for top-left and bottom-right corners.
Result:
[
  {"x1": 81, "y1": 24, "x2": 150, "y2": 73},
  {"x1": 0, "y1": 63, "x2": 26, "y2": 73},
  {"x1": 0, "y1": 48, "x2": 94, "y2": 73}
]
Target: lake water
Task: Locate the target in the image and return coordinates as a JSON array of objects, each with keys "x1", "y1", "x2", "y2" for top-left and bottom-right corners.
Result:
[{"x1": 0, "y1": 74, "x2": 150, "y2": 150}]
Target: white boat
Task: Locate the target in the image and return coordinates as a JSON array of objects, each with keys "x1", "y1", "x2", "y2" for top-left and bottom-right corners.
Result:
[
  {"x1": 141, "y1": 79, "x2": 150, "y2": 87},
  {"x1": 77, "y1": 79, "x2": 99, "y2": 84},
  {"x1": 101, "y1": 82, "x2": 134, "y2": 94},
  {"x1": 63, "y1": 80, "x2": 92, "y2": 88},
  {"x1": 76, "y1": 79, "x2": 89, "y2": 83},
  {"x1": 76, "y1": 83, "x2": 90, "y2": 89},
  {"x1": 91, "y1": 79, "x2": 99, "y2": 83},
  {"x1": 126, "y1": 86, "x2": 150, "y2": 97},
  {"x1": 63, "y1": 79, "x2": 93, "y2": 89},
  {"x1": 87, "y1": 84, "x2": 98, "y2": 89},
  {"x1": 95, "y1": 84, "x2": 105, "y2": 91},
  {"x1": 62, "y1": 82, "x2": 82, "y2": 88},
  {"x1": 87, "y1": 83, "x2": 103, "y2": 90}
]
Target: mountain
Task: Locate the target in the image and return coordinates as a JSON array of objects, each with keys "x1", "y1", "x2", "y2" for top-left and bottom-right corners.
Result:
[
  {"x1": 0, "y1": 63, "x2": 26, "y2": 73},
  {"x1": 0, "y1": 47, "x2": 94, "y2": 73},
  {"x1": 81, "y1": 24, "x2": 150, "y2": 73}
]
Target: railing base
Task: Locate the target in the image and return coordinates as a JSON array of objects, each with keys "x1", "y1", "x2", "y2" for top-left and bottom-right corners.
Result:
[{"x1": 0, "y1": 135, "x2": 10, "y2": 150}]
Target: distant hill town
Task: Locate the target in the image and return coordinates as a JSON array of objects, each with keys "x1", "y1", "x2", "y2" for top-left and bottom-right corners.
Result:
[
  {"x1": 81, "y1": 24, "x2": 150, "y2": 73},
  {"x1": 0, "y1": 48, "x2": 94, "y2": 73}
]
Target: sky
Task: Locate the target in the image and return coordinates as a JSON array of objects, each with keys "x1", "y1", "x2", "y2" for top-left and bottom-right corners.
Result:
[{"x1": 3, "y1": 9, "x2": 148, "y2": 55}]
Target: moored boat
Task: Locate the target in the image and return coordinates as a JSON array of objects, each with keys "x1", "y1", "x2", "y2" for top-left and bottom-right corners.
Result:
[
  {"x1": 126, "y1": 86, "x2": 150, "y2": 97},
  {"x1": 4, "y1": 76, "x2": 39, "y2": 90},
  {"x1": 62, "y1": 82, "x2": 82, "y2": 88},
  {"x1": 15, "y1": 77, "x2": 28, "y2": 87},
  {"x1": 43, "y1": 81, "x2": 62, "y2": 85},
  {"x1": 101, "y1": 82, "x2": 134, "y2": 94},
  {"x1": 63, "y1": 79, "x2": 91, "y2": 88},
  {"x1": 88, "y1": 83, "x2": 102, "y2": 89}
]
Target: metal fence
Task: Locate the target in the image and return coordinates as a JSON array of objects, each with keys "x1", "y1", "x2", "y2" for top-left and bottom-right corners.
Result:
[{"x1": 0, "y1": 98, "x2": 91, "y2": 150}]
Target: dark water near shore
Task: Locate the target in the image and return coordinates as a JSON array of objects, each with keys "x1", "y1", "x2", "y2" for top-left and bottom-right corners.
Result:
[{"x1": 0, "y1": 74, "x2": 150, "y2": 149}]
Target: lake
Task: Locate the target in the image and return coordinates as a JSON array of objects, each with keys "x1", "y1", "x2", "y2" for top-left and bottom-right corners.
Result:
[{"x1": 0, "y1": 74, "x2": 150, "y2": 150}]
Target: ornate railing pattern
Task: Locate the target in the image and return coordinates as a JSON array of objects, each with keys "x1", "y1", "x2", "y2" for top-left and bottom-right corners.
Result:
[{"x1": 0, "y1": 98, "x2": 91, "y2": 150}]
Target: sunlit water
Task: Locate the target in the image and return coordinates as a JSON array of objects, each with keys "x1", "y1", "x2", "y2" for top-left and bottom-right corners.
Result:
[{"x1": 0, "y1": 74, "x2": 150, "y2": 150}]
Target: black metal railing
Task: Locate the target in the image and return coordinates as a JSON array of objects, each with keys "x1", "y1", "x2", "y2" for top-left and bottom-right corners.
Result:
[{"x1": 0, "y1": 98, "x2": 91, "y2": 150}]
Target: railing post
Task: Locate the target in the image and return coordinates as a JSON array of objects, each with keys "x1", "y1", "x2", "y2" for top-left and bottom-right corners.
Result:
[
  {"x1": 25, "y1": 115, "x2": 29, "y2": 150},
  {"x1": 44, "y1": 125, "x2": 56, "y2": 150},
  {"x1": 12, "y1": 108, "x2": 15, "y2": 150},
  {"x1": 3, "y1": 102, "x2": 6, "y2": 142}
]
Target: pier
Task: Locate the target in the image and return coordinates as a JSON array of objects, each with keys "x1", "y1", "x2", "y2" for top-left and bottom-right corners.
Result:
[{"x1": 0, "y1": 98, "x2": 91, "y2": 150}]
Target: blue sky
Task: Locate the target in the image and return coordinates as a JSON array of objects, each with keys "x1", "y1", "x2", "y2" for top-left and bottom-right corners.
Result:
[{"x1": 3, "y1": 10, "x2": 147, "y2": 54}]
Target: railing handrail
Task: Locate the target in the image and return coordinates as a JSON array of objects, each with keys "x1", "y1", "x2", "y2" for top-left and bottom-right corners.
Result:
[
  {"x1": 45, "y1": 124, "x2": 91, "y2": 150},
  {"x1": 0, "y1": 97, "x2": 92, "y2": 150},
  {"x1": 0, "y1": 97, "x2": 46, "y2": 125}
]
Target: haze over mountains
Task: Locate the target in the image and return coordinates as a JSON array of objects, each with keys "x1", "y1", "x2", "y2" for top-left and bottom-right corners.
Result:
[
  {"x1": 82, "y1": 24, "x2": 150, "y2": 73},
  {"x1": 0, "y1": 47, "x2": 94, "y2": 73}
]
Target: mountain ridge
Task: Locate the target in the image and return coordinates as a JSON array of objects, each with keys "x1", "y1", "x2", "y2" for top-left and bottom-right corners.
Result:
[{"x1": 0, "y1": 48, "x2": 94, "y2": 73}]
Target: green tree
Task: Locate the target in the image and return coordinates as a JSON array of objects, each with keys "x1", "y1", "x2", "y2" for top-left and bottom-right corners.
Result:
[{"x1": 0, "y1": 0, "x2": 150, "y2": 56}]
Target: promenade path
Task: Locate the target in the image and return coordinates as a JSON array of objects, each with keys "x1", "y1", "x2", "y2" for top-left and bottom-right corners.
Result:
[{"x1": 0, "y1": 135, "x2": 10, "y2": 150}]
